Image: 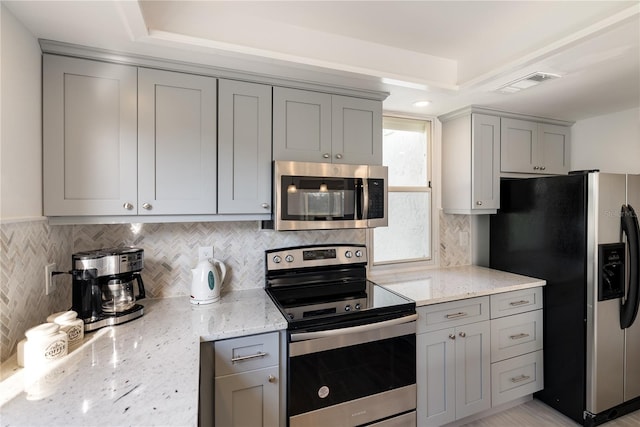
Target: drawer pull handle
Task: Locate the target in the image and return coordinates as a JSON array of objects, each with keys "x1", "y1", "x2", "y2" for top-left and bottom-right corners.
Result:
[
  {"x1": 509, "y1": 300, "x2": 530, "y2": 306},
  {"x1": 510, "y1": 374, "x2": 531, "y2": 383},
  {"x1": 445, "y1": 312, "x2": 468, "y2": 319},
  {"x1": 231, "y1": 351, "x2": 267, "y2": 363},
  {"x1": 509, "y1": 333, "x2": 530, "y2": 340}
]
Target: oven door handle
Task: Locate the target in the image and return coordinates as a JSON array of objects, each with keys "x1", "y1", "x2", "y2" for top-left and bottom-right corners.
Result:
[{"x1": 290, "y1": 313, "x2": 418, "y2": 342}]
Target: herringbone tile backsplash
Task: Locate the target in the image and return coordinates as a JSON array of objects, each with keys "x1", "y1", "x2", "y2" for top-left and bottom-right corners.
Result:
[
  {"x1": 1, "y1": 219, "x2": 365, "y2": 362},
  {"x1": 2, "y1": 215, "x2": 470, "y2": 363}
]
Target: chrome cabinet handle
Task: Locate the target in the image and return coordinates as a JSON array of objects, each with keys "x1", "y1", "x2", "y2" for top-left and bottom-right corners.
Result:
[
  {"x1": 509, "y1": 300, "x2": 530, "y2": 306},
  {"x1": 533, "y1": 166, "x2": 540, "y2": 170},
  {"x1": 268, "y1": 375, "x2": 277, "y2": 383},
  {"x1": 510, "y1": 374, "x2": 531, "y2": 383},
  {"x1": 445, "y1": 312, "x2": 468, "y2": 319},
  {"x1": 335, "y1": 153, "x2": 343, "y2": 160},
  {"x1": 323, "y1": 153, "x2": 330, "y2": 159},
  {"x1": 476, "y1": 201, "x2": 483, "y2": 206},
  {"x1": 541, "y1": 166, "x2": 546, "y2": 171},
  {"x1": 231, "y1": 351, "x2": 267, "y2": 363},
  {"x1": 448, "y1": 334, "x2": 456, "y2": 340},
  {"x1": 261, "y1": 203, "x2": 269, "y2": 209},
  {"x1": 142, "y1": 203, "x2": 152, "y2": 210},
  {"x1": 459, "y1": 332, "x2": 466, "y2": 338},
  {"x1": 509, "y1": 333, "x2": 530, "y2": 340},
  {"x1": 123, "y1": 202, "x2": 134, "y2": 210}
]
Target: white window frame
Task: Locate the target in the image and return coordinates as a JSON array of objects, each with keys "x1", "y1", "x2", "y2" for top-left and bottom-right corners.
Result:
[{"x1": 367, "y1": 113, "x2": 438, "y2": 274}]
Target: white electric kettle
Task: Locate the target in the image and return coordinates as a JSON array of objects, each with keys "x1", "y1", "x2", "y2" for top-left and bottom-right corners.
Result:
[{"x1": 190, "y1": 258, "x2": 227, "y2": 305}]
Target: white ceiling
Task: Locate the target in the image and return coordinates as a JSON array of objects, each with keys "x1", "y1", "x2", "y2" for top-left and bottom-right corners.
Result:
[{"x1": 4, "y1": 1, "x2": 640, "y2": 122}]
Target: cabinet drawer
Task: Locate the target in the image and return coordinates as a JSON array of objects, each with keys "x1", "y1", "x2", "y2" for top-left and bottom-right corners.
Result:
[
  {"x1": 417, "y1": 297, "x2": 489, "y2": 334},
  {"x1": 491, "y1": 310, "x2": 543, "y2": 362},
  {"x1": 490, "y1": 287, "x2": 543, "y2": 319},
  {"x1": 491, "y1": 350, "x2": 543, "y2": 406},
  {"x1": 215, "y1": 332, "x2": 279, "y2": 376}
]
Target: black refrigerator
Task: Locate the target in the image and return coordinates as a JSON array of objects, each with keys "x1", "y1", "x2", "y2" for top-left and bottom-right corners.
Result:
[{"x1": 490, "y1": 172, "x2": 640, "y2": 426}]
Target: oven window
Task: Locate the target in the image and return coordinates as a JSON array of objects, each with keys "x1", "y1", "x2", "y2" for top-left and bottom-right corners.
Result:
[
  {"x1": 288, "y1": 334, "x2": 416, "y2": 416},
  {"x1": 282, "y1": 176, "x2": 358, "y2": 220}
]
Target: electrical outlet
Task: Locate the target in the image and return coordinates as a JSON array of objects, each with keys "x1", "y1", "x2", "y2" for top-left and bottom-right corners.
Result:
[
  {"x1": 45, "y1": 263, "x2": 57, "y2": 295},
  {"x1": 198, "y1": 246, "x2": 214, "y2": 261}
]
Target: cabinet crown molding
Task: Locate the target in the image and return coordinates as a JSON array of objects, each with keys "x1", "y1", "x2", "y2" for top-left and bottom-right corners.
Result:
[
  {"x1": 438, "y1": 105, "x2": 575, "y2": 127},
  {"x1": 39, "y1": 39, "x2": 389, "y2": 102}
]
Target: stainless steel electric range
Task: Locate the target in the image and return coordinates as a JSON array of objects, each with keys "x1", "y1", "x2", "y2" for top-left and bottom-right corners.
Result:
[{"x1": 265, "y1": 244, "x2": 417, "y2": 427}]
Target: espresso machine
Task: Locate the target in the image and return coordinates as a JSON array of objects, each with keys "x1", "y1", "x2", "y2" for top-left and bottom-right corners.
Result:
[{"x1": 71, "y1": 247, "x2": 146, "y2": 331}]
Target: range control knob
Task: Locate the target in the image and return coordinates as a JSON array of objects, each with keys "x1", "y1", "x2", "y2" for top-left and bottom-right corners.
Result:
[
  {"x1": 355, "y1": 250, "x2": 363, "y2": 258},
  {"x1": 272, "y1": 255, "x2": 282, "y2": 264},
  {"x1": 285, "y1": 255, "x2": 294, "y2": 263},
  {"x1": 344, "y1": 305, "x2": 352, "y2": 312},
  {"x1": 345, "y1": 251, "x2": 353, "y2": 258},
  {"x1": 354, "y1": 303, "x2": 361, "y2": 310}
]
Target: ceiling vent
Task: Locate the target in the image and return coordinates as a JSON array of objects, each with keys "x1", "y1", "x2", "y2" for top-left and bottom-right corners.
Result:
[{"x1": 496, "y1": 72, "x2": 561, "y2": 94}]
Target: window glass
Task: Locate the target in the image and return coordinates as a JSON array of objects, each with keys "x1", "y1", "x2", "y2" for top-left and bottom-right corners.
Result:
[{"x1": 373, "y1": 116, "x2": 431, "y2": 265}]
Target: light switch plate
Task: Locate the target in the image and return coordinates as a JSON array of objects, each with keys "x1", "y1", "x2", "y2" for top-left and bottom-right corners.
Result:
[{"x1": 198, "y1": 246, "x2": 214, "y2": 261}]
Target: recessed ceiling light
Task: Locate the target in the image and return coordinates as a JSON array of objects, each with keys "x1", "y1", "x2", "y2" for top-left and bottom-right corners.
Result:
[{"x1": 412, "y1": 100, "x2": 431, "y2": 107}]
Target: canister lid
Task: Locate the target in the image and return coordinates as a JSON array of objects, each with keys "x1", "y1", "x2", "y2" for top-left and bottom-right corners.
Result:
[
  {"x1": 25, "y1": 323, "x2": 60, "y2": 339},
  {"x1": 46, "y1": 310, "x2": 78, "y2": 324}
]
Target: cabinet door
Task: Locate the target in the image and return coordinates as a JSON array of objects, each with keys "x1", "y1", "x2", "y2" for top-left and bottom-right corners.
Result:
[
  {"x1": 332, "y1": 95, "x2": 382, "y2": 165},
  {"x1": 539, "y1": 124, "x2": 570, "y2": 174},
  {"x1": 501, "y1": 118, "x2": 538, "y2": 174},
  {"x1": 471, "y1": 114, "x2": 500, "y2": 210},
  {"x1": 417, "y1": 329, "x2": 456, "y2": 427},
  {"x1": 455, "y1": 321, "x2": 491, "y2": 419},
  {"x1": 215, "y1": 366, "x2": 279, "y2": 427},
  {"x1": 43, "y1": 55, "x2": 137, "y2": 216},
  {"x1": 218, "y1": 79, "x2": 272, "y2": 214},
  {"x1": 138, "y1": 68, "x2": 217, "y2": 215},
  {"x1": 273, "y1": 87, "x2": 332, "y2": 162}
]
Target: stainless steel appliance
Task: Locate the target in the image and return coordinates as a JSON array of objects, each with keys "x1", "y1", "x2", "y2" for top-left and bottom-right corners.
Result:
[
  {"x1": 265, "y1": 244, "x2": 417, "y2": 426},
  {"x1": 72, "y1": 247, "x2": 146, "y2": 331},
  {"x1": 272, "y1": 161, "x2": 388, "y2": 231},
  {"x1": 490, "y1": 172, "x2": 640, "y2": 426}
]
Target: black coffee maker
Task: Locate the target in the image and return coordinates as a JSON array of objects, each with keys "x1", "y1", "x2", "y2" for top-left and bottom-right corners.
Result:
[{"x1": 71, "y1": 247, "x2": 146, "y2": 331}]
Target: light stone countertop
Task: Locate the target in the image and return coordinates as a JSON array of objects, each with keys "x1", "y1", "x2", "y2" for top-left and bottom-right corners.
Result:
[
  {"x1": 372, "y1": 265, "x2": 546, "y2": 306},
  {"x1": 0, "y1": 288, "x2": 287, "y2": 427},
  {"x1": 0, "y1": 266, "x2": 543, "y2": 426}
]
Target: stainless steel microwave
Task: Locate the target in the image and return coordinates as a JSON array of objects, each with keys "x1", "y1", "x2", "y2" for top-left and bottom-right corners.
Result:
[{"x1": 273, "y1": 161, "x2": 388, "y2": 231}]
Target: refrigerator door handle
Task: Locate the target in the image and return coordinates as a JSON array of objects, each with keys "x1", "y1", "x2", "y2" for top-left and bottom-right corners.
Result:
[{"x1": 620, "y1": 204, "x2": 640, "y2": 329}]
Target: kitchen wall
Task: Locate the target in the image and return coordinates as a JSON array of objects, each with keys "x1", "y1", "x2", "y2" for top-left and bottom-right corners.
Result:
[{"x1": 570, "y1": 107, "x2": 640, "y2": 174}]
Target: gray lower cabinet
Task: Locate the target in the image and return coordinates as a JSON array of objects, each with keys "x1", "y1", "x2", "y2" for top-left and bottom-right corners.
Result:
[
  {"x1": 489, "y1": 288, "x2": 544, "y2": 407},
  {"x1": 218, "y1": 79, "x2": 272, "y2": 214},
  {"x1": 214, "y1": 332, "x2": 280, "y2": 427},
  {"x1": 138, "y1": 68, "x2": 217, "y2": 215},
  {"x1": 273, "y1": 87, "x2": 382, "y2": 165},
  {"x1": 417, "y1": 298, "x2": 491, "y2": 426},
  {"x1": 43, "y1": 54, "x2": 138, "y2": 216}
]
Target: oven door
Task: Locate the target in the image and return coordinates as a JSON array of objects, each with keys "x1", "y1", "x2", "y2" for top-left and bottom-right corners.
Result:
[{"x1": 288, "y1": 316, "x2": 417, "y2": 427}]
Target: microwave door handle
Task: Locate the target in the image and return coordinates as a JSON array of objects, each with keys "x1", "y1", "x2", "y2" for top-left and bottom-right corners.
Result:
[
  {"x1": 362, "y1": 179, "x2": 369, "y2": 220},
  {"x1": 620, "y1": 204, "x2": 640, "y2": 329}
]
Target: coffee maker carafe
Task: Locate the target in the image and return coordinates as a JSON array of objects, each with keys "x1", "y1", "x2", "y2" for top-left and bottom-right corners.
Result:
[{"x1": 72, "y1": 247, "x2": 146, "y2": 331}]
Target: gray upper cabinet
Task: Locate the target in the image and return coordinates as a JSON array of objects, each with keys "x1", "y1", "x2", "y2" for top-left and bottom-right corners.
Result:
[
  {"x1": 138, "y1": 68, "x2": 217, "y2": 215},
  {"x1": 441, "y1": 113, "x2": 500, "y2": 214},
  {"x1": 501, "y1": 118, "x2": 570, "y2": 175},
  {"x1": 273, "y1": 87, "x2": 382, "y2": 165},
  {"x1": 332, "y1": 95, "x2": 382, "y2": 165},
  {"x1": 218, "y1": 79, "x2": 272, "y2": 214},
  {"x1": 43, "y1": 54, "x2": 138, "y2": 216}
]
